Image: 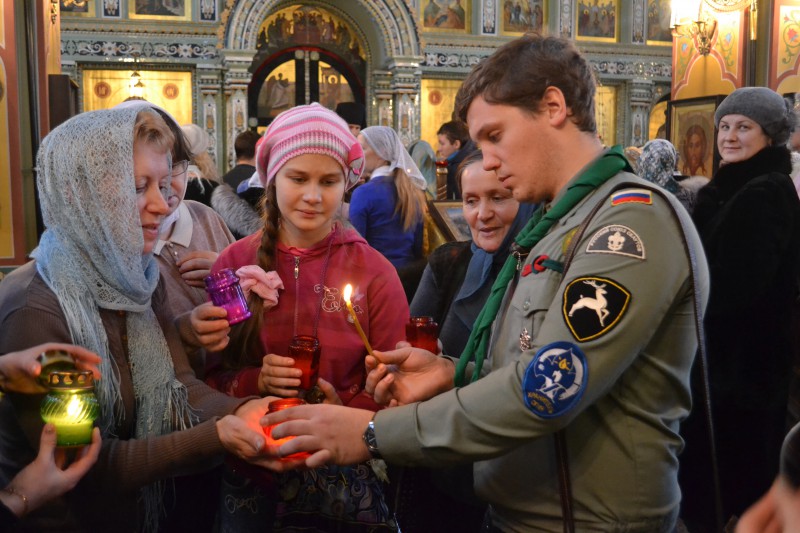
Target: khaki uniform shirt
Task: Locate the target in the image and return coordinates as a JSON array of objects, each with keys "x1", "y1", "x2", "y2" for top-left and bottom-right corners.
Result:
[{"x1": 376, "y1": 171, "x2": 709, "y2": 532}]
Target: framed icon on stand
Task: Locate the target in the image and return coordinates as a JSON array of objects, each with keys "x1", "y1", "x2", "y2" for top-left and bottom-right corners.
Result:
[{"x1": 667, "y1": 95, "x2": 725, "y2": 179}]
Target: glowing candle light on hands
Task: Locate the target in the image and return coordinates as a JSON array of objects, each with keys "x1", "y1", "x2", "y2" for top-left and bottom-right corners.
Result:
[{"x1": 343, "y1": 284, "x2": 374, "y2": 357}]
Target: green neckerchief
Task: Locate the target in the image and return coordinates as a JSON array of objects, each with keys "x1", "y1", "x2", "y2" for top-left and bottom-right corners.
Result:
[{"x1": 454, "y1": 146, "x2": 631, "y2": 386}]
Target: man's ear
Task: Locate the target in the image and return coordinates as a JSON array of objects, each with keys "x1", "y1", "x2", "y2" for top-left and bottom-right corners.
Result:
[
  {"x1": 454, "y1": 139, "x2": 462, "y2": 150},
  {"x1": 542, "y1": 86, "x2": 568, "y2": 127}
]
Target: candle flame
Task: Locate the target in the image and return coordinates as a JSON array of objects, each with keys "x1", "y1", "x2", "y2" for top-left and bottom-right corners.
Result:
[
  {"x1": 66, "y1": 395, "x2": 81, "y2": 418},
  {"x1": 343, "y1": 284, "x2": 353, "y2": 303}
]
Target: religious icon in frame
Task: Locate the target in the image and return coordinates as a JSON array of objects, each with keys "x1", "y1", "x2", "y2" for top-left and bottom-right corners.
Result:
[
  {"x1": 667, "y1": 96, "x2": 725, "y2": 180},
  {"x1": 576, "y1": 0, "x2": 618, "y2": 42},
  {"x1": 429, "y1": 200, "x2": 471, "y2": 242},
  {"x1": 501, "y1": 0, "x2": 546, "y2": 36},
  {"x1": 420, "y1": 0, "x2": 471, "y2": 33},
  {"x1": 60, "y1": 0, "x2": 93, "y2": 17},
  {"x1": 129, "y1": 0, "x2": 192, "y2": 22}
]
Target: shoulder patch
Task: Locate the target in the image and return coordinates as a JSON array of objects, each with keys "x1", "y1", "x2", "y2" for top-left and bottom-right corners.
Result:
[
  {"x1": 562, "y1": 276, "x2": 631, "y2": 341},
  {"x1": 522, "y1": 341, "x2": 588, "y2": 418},
  {"x1": 585, "y1": 225, "x2": 645, "y2": 260},
  {"x1": 610, "y1": 189, "x2": 652, "y2": 206}
]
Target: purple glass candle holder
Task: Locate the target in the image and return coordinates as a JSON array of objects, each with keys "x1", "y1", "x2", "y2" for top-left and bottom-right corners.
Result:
[{"x1": 204, "y1": 268, "x2": 252, "y2": 325}]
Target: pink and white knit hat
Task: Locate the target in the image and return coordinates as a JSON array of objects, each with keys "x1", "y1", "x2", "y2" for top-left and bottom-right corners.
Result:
[{"x1": 256, "y1": 103, "x2": 365, "y2": 190}]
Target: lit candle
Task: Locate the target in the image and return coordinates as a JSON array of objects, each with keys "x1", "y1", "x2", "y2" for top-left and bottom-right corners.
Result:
[
  {"x1": 343, "y1": 284, "x2": 374, "y2": 356},
  {"x1": 56, "y1": 396, "x2": 95, "y2": 445},
  {"x1": 40, "y1": 370, "x2": 99, "y2": 447}
]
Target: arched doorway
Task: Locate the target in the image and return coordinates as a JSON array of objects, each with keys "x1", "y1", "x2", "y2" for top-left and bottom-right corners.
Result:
[{"x1": 248, "y1": 5, "x2": 367, "y2": 127}]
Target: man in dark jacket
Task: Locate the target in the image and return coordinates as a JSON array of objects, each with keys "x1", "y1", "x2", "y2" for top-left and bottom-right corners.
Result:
[{"x1": 222, "y1": 130, "x2": 260, "y2": 190}]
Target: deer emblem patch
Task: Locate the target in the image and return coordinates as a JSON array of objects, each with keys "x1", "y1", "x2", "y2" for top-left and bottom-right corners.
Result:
[{"x1": 562, "y1": 276, "x2": 631, "y2": 341}]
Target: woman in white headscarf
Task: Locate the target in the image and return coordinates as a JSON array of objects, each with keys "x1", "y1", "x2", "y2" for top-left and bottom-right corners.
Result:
[
  {"x1": 0, "y1": 104, "x2": 271, "y2": 532},
  {"x1": 350, "y1": 126, "x2": 428, "y2": 269}
]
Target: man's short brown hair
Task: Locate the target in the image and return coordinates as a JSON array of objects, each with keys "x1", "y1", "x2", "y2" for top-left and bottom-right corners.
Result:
[
  {"x1": 455, "y1": 34, "x2": 597, "y2": 134},
  {"x1": 234, "y1": 130, "x2": 261, "y2": 160},
  {"x1": 437, "y1": 120, "x2": 471, "y2": 146}
]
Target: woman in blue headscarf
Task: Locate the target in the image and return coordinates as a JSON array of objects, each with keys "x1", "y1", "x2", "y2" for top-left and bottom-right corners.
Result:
[
  {"x1": 410, "y1": 150, "x2": 535, "y2": 358},
  {"x1": 402, "y1": 150, "x2": 534, "y2": 532}
]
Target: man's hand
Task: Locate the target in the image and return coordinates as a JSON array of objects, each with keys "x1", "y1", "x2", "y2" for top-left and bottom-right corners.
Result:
[
  {"x1": 190, "y1": 302, "x2": 231, "y2": 352},
  {"x1": 364, "y1": 344, "x2": 455, "y2": 406},
  {"x1": 0, "y1": 343, "x2": 102, "y2": 394},
  {"x1": 178, "y1": 251, "x2": 219, "y2": 288},
  {"x1": 261, "y1": 404, "x2": 374, "y2": 468}
]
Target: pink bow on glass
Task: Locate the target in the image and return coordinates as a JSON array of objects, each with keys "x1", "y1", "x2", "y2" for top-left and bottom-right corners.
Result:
[{"x1": 236, "y1": 265, "x2": 284, "y2": 309}]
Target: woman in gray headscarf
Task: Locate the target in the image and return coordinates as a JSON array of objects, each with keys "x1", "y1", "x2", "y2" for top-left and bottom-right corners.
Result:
[
  {"x1": 350, "y1": 126, "x2": 428, "y2": 269},
  {"x1": 0, "y1": 104, "x2": 271, "y2": 532},
  {"x1": 638, "y1": 138, "x2": 708, "y2": 212}
]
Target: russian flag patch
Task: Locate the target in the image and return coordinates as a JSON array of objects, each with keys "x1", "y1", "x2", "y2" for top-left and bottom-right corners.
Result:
[{"x1": 610, "y1": 189, "x2": 652, "y2": 206}]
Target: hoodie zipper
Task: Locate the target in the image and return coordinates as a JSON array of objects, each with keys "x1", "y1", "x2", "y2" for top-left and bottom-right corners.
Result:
[{"x1": 293, "y1": 255, "x2": 300, "y2": 335}]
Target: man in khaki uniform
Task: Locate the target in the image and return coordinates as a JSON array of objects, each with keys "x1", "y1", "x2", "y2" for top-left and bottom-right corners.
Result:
[{"x1": 263, "y1": 34, "x2": 709, "y2": 532}]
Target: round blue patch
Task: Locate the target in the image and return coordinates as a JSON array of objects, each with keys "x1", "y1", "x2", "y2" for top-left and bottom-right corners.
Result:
[{"x1": 522, "y1": 341, "x2": 588, "y2": 419}]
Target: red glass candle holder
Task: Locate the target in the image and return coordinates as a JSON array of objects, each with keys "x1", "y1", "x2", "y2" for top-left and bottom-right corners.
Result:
[
  {"x1": 288, "y1": 335, "x2": 321, "y2": 396},
  {"x1": 204, "y1": 268, "x2": 252, "y2": 325},
  {"x1": 265, "y1": 398, "x2": 311, "y2": 461},
  {"x1": 406, "y1": 316, "x2": 439, "y2": 354}
]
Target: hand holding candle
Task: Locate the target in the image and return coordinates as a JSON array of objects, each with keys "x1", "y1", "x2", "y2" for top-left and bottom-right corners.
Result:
[
  {"x1": 288, "y1": 335, "x2": 321, "y2": 397},
  {"x1": 264, "y1": 398, "x2": 312, "y2": 461},
  {"x1": 343, "y1": 284, "x2": 373, "y2": 357}
]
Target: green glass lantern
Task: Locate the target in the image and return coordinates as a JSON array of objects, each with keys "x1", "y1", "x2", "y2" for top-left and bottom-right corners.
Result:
[{"x1": 40, "y1": 370, "x2": 99, "y2": 447}]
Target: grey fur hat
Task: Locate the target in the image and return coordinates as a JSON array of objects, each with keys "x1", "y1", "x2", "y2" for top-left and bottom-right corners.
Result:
[{"x1": 714, "y1": 87, "x2": 796, "y2": 146}]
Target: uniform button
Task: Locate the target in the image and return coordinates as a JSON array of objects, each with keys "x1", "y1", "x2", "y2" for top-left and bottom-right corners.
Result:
[
  {"x1": 523, "y1": 300, "x2": 530, "y2": 311},
  {"x1": 349, "y1": 384, "x2": 359, "y2": 394},
  {"x1": 117, "y1": 310, "x2": 126, "y2": 317},
  {"x1": 121, "y1": 334, "x2": 127, "y2": 342}
]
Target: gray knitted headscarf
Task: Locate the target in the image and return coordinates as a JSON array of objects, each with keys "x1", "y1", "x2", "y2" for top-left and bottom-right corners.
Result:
[
  {"x1": 715, "y1": 87, "x2": 796, "y2": 146},
  {"x1": 32, "y1": 104, "x2": 196, "y2": 532}
]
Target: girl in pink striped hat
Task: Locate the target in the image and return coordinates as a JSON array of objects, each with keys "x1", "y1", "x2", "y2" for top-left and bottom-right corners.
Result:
[{"x1": 190, "y1": 103, "x2": 406, "y2": 531}]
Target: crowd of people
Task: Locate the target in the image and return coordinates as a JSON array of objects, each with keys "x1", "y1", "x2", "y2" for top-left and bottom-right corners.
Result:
[{"x1": 2, "y1": 32, "x2": 800, "y2": 533}]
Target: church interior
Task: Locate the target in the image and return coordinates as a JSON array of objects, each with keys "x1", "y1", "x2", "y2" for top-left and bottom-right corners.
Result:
[{"x1": 5, "y1": 5, "x2": 800, "y2": 532}]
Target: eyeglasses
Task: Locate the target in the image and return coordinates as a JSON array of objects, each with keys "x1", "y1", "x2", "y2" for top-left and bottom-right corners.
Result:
[{"x1": 171, "y1": 160, "x2": 189, "y2": 177}]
